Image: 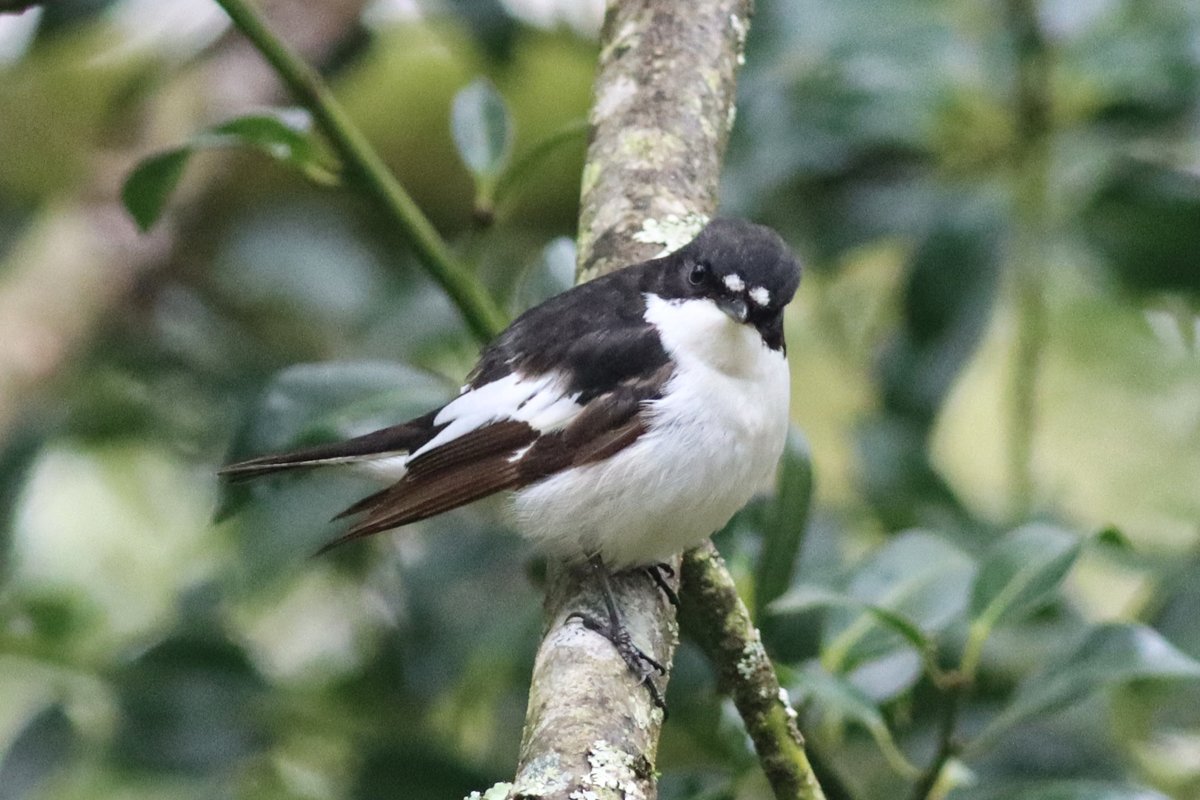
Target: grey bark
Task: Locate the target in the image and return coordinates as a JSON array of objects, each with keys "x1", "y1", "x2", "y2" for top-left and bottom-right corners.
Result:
[
  {"x1": 506, "y1": 2, "x2": 754, "y2": 798},
  {"x1": 577, "y1": 0, "x2": 752, "y2": 282}
]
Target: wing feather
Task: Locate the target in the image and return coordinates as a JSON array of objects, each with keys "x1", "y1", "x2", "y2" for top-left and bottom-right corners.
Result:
[
  {"x1": 319, "y1": 369, "x2": 670, "y2": 554},
  {"x1": 317, "y1": 452, "x2": 525, "y2": 554},
  {"x1": 406, "y1": 419, "x2": 537, "y2": 477}
]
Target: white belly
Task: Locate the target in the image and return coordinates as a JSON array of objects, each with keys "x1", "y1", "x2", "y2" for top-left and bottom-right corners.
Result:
[{"x1": 511, "y1": 296, "x2": 791, "y2": 568}]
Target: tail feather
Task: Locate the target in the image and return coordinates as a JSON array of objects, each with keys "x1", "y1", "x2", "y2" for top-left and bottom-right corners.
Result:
[
  {"x1": 330, "y1": 483, "x2": 392, "y2": 521},
  {"x1": 316, "y1": 451, "x2": 524, "y2": 556},
  {"x1": 220, "y1": 410, "x2": 441, "y2": 481}
]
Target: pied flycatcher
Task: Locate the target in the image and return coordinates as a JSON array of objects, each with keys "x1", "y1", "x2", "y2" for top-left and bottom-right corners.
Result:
[{"x1": 223, "y1": 217, "x2": 802, "y2": 705}]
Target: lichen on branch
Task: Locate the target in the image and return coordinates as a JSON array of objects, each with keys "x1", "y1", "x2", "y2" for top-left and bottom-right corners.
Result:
[
  {"x1": 509, "y1": 1, "x2": 758, "y2": 799},
  {"x1": 682, "y1": 542, "x2": 827, "y2": 800}
]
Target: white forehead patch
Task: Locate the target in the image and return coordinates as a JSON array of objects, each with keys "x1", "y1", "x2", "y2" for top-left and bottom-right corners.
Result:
[
  {"x1": 723, "y1": 274, "x2": 746, "y2": 293},
  {"x1": 749, "y1": 286, "x2": 771, "y2": 306}
]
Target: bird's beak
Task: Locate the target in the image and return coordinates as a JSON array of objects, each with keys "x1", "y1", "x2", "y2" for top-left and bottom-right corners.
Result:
[{"x1": 716, "y1": 296, "x2": 749, "y2": 323}]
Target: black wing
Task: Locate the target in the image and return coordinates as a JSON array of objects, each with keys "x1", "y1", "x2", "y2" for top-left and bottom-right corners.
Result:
[{"x1": 466, "y1": 263, "x2": 670, "y2": 402}]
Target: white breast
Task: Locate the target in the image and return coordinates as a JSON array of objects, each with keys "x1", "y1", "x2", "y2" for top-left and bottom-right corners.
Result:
[{"x1": 511, "y1": 295, "x2": 791, "y2": 568}]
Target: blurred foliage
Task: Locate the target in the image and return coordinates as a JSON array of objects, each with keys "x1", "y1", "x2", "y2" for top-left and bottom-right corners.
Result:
[
  {"x1": 123, "y1": 110, "x2": 339, "y2": 232},
  {"x1": 1, "y1": 1, "x2": 1199, "y2": 800}
]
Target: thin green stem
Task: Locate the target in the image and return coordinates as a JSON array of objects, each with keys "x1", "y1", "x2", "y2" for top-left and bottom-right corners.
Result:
[
  {"x1": 491, "y1": 118, "x2": 588, "y2": 213},
  {"x1": 1004, "y1": 0, "x2": 1052, "y2": 520},
  {"x1": 907, "y1": 680, "x2": 963, "y2": 800},
  {"x1": 959, "y1": 620, "x2": 990, "y2": 683},
  {"x1": 212, "y1": 0, "x2": 507, "y2": 344}
]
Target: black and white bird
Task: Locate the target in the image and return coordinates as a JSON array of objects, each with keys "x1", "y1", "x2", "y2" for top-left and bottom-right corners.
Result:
[{"x1": 223, "y1": 217, "x2": 802, "y2": 703}]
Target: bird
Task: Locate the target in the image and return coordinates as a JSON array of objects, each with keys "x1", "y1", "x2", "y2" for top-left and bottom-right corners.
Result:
[{"x1": 222, "y1": 217, "x2": 802, "y2": 706}]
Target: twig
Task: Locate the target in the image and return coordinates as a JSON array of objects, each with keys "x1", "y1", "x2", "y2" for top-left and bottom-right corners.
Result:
[
  {"x1": 906, "y1": 678, "x2": 963, "y2": 800},
  {"x1": 681, "y1": 542, "x2": 827, "y2": 800},
  {"x1": 491, "y1": 119, "x2": 589, "y2": 220},
  {"x1": 212, "y1": 0, "x2": 508, "y2": 344},
  {"x1": 1004, "y1": 0, "x2": 1052, "y2": 519}
]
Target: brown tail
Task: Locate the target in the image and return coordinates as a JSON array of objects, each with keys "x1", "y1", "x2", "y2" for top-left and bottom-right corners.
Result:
[{"x1": 314, "y1": 418, "x2": 540, "y2": 555}]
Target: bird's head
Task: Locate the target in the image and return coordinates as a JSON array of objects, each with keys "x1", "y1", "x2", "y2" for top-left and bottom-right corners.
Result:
[{"x1": 662, "y1": 218, "x2": 802, "y2": 336}]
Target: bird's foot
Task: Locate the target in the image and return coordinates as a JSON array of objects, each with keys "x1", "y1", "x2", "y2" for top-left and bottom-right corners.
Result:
[
  {"x1": 577, "y1": 554, "x2": 670, "y2": 712},
  {"x1": 567, "y1": 611, "x2": 667, "y2": 711},
  {"x1": 642, "y1": 562, "x2": 679, "y2": 607}
]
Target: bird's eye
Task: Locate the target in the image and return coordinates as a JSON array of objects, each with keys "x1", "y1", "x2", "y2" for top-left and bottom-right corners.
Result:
[{"x1": 688, "y1": 261, "x2": 709, "y2": 286}]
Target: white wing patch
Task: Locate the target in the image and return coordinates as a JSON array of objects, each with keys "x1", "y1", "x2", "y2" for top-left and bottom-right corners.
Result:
[
  {"x1": 355, "y1": 454, "x2": 413, "y2": 481},
  {"x1": 433, "y1": 372, "x2": 544, "y2": 426},
  {"x1": 411, "y1": 371, "x2": 580, "y2": 460},
  {"x1": 749, "y1": 286, "x2": 770, "y2": 306},
  {"x1": 524, "y1": 391, "x2": 583, "y2": 431}
]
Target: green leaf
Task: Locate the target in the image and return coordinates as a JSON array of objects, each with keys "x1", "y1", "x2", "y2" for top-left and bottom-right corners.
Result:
[
  {"x1": 0, "y1": 704, "x2": 77, "y2": 800},
  {"x1": 492, "y1": 117, "x2": 587, "y2": 209},
  {"x1": 121, "y1": 148, "x2": 190, "y2": 232},
  {"x1": 970, "y1": 523, "x2": 1082, "y2": 629},
  {"x1": 948, "y1": 780, "x2": 1172, "y2": 800},
  {"x1": 962, "y1": 524, "x2": 1082, "y2": 679},
  {"x1": 790, "y1": 663, "x2": 920, "y2": 777},
  {"x1": 208, "y1": 112, "x2": 310, "y2": 156},
  {"x1": 121, "y1": 110, "x2": 336, "y2": 231},
  {"x1": 205, "y1": 111, "x2": 337, "y2": 184},
  {"x1": 113, "y1": 632, "x2": 269, "y2": 775},
  {"x1": 822, "y1": 530, "x2": 975, "y2": 672},
  {"x1": 450, "y1": 78, "x2": 513, "y2": 181},
  {"x1": 771, "y1": 585, "x2": 933, "y2": 656},
  {"x1": 1084, "y1": 160, "x2": 1200, "y2": 298},
  {"x1": 755, "y1": 428, "x2": 815, "y2": 615},
  {"x1": 978, "y1": 623, "x2": 1200, "y2": 746}
]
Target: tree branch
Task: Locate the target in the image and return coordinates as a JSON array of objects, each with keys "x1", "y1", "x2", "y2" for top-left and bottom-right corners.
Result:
[
  {"x1": 212, "y1": 0, "x2": 507, "y2": 343},
  {"x1": 505, "y1": 2, "x2": 818, "y2": 799},
  {"x1": 573, "y1": 0, "x2": 750, "y2": 279},
  {"x1": 681, "y1": 542, "x2": 827, "y2": 800}
]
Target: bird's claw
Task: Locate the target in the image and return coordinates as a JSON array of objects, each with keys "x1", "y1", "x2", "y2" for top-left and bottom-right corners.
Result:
[
  {"x1": 567, "y1": 611, "x2": 668, "y2": 710},
  {"x1": 643, "y1": 562, "x2": 680, "y2": 607}
]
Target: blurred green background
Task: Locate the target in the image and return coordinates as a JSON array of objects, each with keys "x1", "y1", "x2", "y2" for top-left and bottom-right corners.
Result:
[{"x1": 0, "y1": 1, "x2": 1198, "y2": 799}]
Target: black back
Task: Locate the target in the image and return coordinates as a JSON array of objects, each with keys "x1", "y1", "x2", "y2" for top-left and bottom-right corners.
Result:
[{"x1": 468, "y1": 218, "x2": 802, "y2": 396}]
